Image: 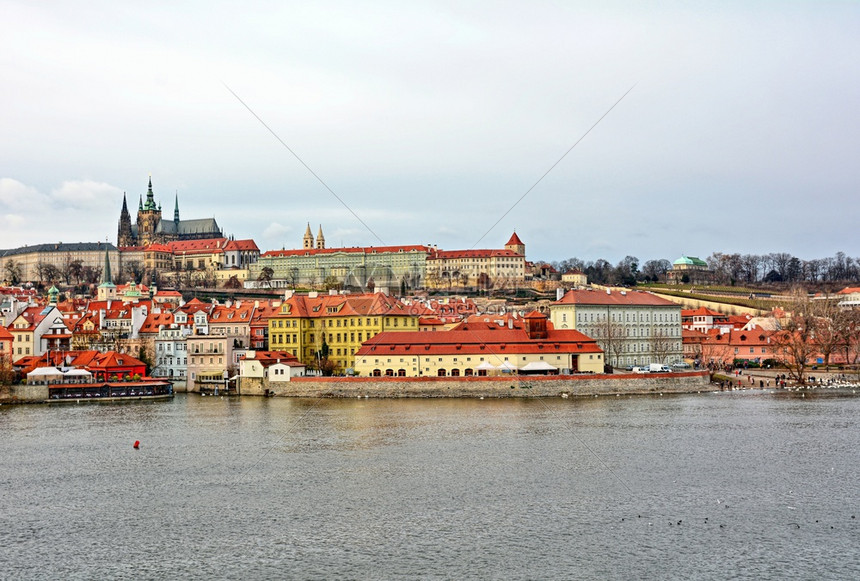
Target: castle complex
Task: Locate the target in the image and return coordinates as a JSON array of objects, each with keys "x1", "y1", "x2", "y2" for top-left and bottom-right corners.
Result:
[{"x1": 117, "y1": 177, "x2": 222, "y2": 247}]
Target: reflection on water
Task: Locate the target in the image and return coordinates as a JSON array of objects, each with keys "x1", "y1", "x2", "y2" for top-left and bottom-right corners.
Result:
[{"x1": 2, "y1": 392, "x2": 860, "y2": 580}]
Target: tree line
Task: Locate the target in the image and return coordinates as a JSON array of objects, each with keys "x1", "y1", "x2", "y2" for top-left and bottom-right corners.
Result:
[{"x1": 548, "y1": 251, "x2": 860, "y2": 287}]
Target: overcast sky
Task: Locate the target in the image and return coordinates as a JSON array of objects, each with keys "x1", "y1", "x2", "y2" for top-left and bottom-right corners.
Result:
[{"x1": 1, "y1": 1, "x2": 858, "y2": 264}]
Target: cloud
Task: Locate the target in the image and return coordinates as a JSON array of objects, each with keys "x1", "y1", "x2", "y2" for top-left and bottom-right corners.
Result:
[
  {"x1": 50, "y1": 180, "x2": 123, "y2": 209},
  {"x1": 262, "y1": 222, "x2": 291, "y2": 241},
  {"x1": 1, "y1": 214, "x2": 26, "y2": 228},
  {"x1": 0, "y1": 178, "x2": 48, "y2": 210}
]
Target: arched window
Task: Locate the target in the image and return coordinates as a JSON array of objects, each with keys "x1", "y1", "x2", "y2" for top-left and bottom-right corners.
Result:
[
  {"x1": 464, "y1": 368, "x2": 474, "y2": 376},
  {"x1": 372, "y1": 369, "x2": 381, "y2": 377},
  {"x1": 397, "y1": 369, "x2": 406, "y2": 377},
  {"x1": 385, "y1": 369, "x2": 394, "y2": 377},
  {"x1": 437, "y1": 368, "x2": 447, "y2": 377},
  {"x1": 450, "y1": 368, "x2": 460, "y2": 376}
]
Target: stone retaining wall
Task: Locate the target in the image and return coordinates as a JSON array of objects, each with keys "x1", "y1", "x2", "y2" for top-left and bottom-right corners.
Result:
[{"x1": 264, "y1": 371, "x2": 712, "y2": 398}]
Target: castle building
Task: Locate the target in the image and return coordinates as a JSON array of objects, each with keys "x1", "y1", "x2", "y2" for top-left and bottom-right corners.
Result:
[{"x1": 117, "y1": 177, "x2": 223, "y2": 247}]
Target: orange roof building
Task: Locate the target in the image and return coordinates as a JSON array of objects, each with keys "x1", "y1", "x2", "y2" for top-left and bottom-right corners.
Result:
[
  {"x1": 268, "y1": 291, "x2": 421, "y2": 370},
  {"x1": 355, "y1": 311, "x2": 602, "y2": 377}
]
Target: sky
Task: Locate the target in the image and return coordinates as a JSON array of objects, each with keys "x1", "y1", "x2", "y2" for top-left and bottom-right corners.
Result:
[{"x1": 1, "y1": 1, "x2": 858, "y2": 264}]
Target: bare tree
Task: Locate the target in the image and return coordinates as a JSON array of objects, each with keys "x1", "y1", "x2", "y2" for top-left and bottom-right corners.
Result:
[
  {"x1": 123, "y1": 260, "x2": 144, "y2": 283},
  {"x1": 773, "y1": 288, "x2": 818, "y2": 384},
  {"x1": 595, "y1": 314, "x2": 626, "y2": 369},
  {"x1": 651, "y1": 326, "x2": 673, "y2": 365},
  {"x1": 35, "y1": 261, "x2": 52, "y2": 283},
  {"x1": 65, "y1": 258, "x2": 84, "y2": 284},
  {"x1": 810, "y1": 295, "x2": 842, "y2": 370}
]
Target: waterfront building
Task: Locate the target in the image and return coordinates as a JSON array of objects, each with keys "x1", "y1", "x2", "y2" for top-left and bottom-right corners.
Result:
[
  {"x1": 268, "y1": 291, "x2": 420, "y2": 371},
  {"x1": 237, "y1": 350, "x2": 307, "y2": 395},
  {"x1": 354, "y1": 311, "x2": 603, "y2": 377},
  {"x1": 691, "y1": 327, "x2": 777, "y2": 367},
  {"x1": 185, "y1": 333, "x2": 236, "y2": 392},
  {"x1": 152, "y1": 318, "x2": 191, "y2": 383},
  {"x1": 550, "y1": 289, "x2": 683, "y2": 368}
]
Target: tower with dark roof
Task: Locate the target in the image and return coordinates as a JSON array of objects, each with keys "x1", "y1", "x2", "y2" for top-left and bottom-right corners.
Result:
[{"x1": 117, "y1": 193, "x2": 135, "y2": 247}]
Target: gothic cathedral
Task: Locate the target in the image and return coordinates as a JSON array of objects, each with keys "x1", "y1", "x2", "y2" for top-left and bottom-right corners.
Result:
[{"x1": 117, "y1": 177, "x2": 223, "y2": 247}]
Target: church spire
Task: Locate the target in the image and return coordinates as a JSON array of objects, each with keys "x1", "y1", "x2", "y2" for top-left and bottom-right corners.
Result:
[
  {"x1": 303, "y1": 222, "x2": 314, "y2": 249},
  {"x1": 101, "y1": 246, "x2": 114, "y2": 286},
  {"x1": 139, "y1": 194, "x2": 143, "y2": 211},
  {"x1": 143, "y1": 175, "x2": 157, "y2": 211},
  {"x1": 316, "y1": 225, "x2": 325, "y2": 249},
  {"x1": 174, "y1": 191, "x2": 180, "y2": 223}
]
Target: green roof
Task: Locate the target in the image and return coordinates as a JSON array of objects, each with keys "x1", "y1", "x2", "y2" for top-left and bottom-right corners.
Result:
[{"x1": 673, "y1": 255, "x2": 707, "y2": 267}]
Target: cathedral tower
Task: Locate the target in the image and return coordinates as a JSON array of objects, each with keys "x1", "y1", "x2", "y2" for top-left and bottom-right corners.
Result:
[
  {"x1": 303, "y1": 223, "x2": 314, "y2": 249},
  {"x1": 316, "y1": 225, "x2": 325, "y2": 249},
  {"x1": 117, "y1": 193, "x2": 135, "y2": 247},
  {"x1": 137, "y1": 176, "x2": 162, "y2": 246}
]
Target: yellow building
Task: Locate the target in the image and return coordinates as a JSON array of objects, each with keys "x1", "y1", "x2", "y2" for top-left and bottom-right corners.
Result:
[
  {"x1": 268, "y1": 291, "x2": 420, "y2": 371},
  {"x1": 355, "y1": 311, "x2": 604, "y2": 377}
]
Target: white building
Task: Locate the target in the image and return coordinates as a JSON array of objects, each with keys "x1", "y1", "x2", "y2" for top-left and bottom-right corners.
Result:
[
  {"x1": 153, "y1": 325, "x2": 190, "y2": 382},
  {"x1": 550, "y1": 288, "x2": 683, "y2": 368}
]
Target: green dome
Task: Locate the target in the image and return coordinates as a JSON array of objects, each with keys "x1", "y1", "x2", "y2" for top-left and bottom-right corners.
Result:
[{"x1": 673, "y1": 255, "x2": 707, "y2": 267}]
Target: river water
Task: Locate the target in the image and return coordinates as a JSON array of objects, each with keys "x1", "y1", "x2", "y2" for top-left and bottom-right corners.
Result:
[{"x1": 2, "y1": 391, "x2": 860, "y2": 580}]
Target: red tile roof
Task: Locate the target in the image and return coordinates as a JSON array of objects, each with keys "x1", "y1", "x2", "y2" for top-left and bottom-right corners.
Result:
[
  {"x1": 168, "y1": 238, "x2": 228, "y2": 254},
  {"x1": 240, "y1": 350, "x2": 303, "y2": 367},
  {"x1": 138, "y1": 312, "x2": 176, "y2": 334},
  {"x1": 681, "y1": 307, "x2": 728, "y2": 317},
  {"x1": 261, "y1": 245, "x2": 431, "y2": 258},
  {"x1": 357, "y1": 327, "x2": 602, "y2": 357},
  {"x1": 430, "y1": 249, "x2": 522, "y2": 259},
  {"x1": 273, "y1": 293, "x2": 416, "y2": 320},
  {"x1": 224, "y1": 239, "x2": 259, "y2": 252},
  {"x1": 554, "y1": 289, "x2": 678, "y2": 307},
  {"x1": 506, "y1": 232, "x2": 524, "y2": 247}
]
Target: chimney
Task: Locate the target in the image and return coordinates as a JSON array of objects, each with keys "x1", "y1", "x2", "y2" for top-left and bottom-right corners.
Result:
[{"x1": 556, "y1": 288, "x2": 565, "y2": 301}]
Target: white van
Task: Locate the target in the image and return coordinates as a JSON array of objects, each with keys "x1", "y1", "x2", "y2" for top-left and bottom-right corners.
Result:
[{"x1": 649, "y1": 364, "x2": 672, "y2": 373}]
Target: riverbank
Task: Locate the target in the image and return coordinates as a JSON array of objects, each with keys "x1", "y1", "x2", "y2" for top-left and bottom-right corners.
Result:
[{"x1": 245, "y1": 371, "x2": 714, "y2": 398}]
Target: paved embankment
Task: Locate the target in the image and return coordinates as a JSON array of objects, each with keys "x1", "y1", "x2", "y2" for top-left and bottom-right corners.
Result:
[{"x1": 263, "y1": 371, "x2": 713, "y2": 398}]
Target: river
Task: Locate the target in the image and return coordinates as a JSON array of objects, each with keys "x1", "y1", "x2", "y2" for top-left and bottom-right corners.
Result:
[{"x1": 2, "y1": 391, "x2": 859, "y2": 580}]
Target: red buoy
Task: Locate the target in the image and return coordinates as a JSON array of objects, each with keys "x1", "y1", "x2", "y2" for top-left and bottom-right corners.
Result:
[{"x1": 133, "y1": 440, "x2": 140, "y2": 449}]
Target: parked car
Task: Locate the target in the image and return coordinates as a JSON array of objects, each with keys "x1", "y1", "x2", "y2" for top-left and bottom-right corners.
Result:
[{"x1": 649, "y1": 364, "x2": 672, "y2": 373}]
